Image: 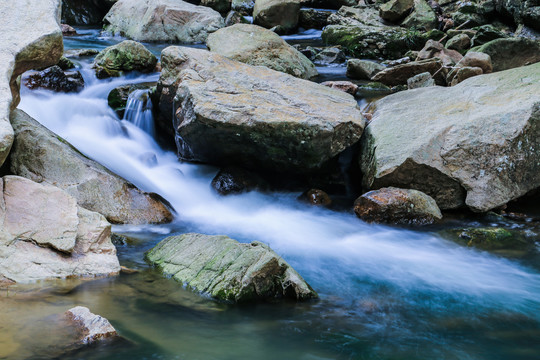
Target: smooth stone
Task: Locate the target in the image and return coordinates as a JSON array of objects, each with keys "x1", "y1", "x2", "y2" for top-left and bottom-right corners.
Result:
[{"x1": 65, "y1": 306, "x2": 118, "y2": 344}]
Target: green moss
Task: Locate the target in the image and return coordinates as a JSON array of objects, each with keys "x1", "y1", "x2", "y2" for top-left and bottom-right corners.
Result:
[{"x1": 440, "y1": 227, "x2": 534, "y2": 252}]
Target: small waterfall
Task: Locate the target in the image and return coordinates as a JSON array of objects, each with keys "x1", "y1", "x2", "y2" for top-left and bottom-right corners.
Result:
[{"x1": 123, "y1": 89, "x2": 155, "y2": 138}]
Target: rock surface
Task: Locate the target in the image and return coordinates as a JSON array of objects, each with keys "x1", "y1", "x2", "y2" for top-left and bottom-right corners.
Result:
[
  {"x1": 65, "y1": 306, "x2": 118, "y2": 344},
  {"x1": 211, "y1": 167, "x2": 269, "y2": 195},
  {"x1": 473, "y1": 37, "x2": 540, "y2": 72},
  {"x1": 354, "y1": 187, "x2": 442, "y2": 225},
  {"x1": 253, "y1": 0, "x2": 300, "y2": 33},
  {"x1": 0, "y1": 176, "x2": 120, "y2": 283},
  {"x1": 24, "y1": 66, "x2": 84, "y2": 93},
  {"x1": 346, "y1": 59, "x2": 385, "y2": 80},
  {"x1": 146, "y1": 233, "x2": 318, "y2": 302},
  {"x1": 104, "y1": 0, "x2": 225, "y2": 43},
  {"x1": 361, "y1": 62, "x2": 540, "y2": 212},
  {"x1": 206, "y1": 24, "x2": 317, "y2": 79},
  {"x1": 379, "y1": 0, "x2": 414, "y2": 22},
  {"x1": 10, "y1": 109, "x2": 173, "y2": 225},
  {"x1": 0, "y1": 0, "x2": 63, "y2": 168},
  {"x1": 156, "y1": 46, "x2": 364, "y2": 174},
  {"x1": 93, "y1": 40, "x2": 157, "y2": 78},
  {"x1": 371, "y1": 58, "x2": 445, "y2": 86}
]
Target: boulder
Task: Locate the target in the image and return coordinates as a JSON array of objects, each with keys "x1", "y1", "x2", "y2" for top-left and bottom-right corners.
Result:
[
  {"x1": 232, "y1": 0, "x2": 255, "y2": 15},
  {"x1": 473, "y1": 37, "x2": 540, "y2": 72},
  {"x1": 346, "y1": 59, "x2": 385, "y2": 80},
  {"x1": 445, "y1": 33, "x2": 471, "y2": 51},
  {"x1": 313, "y1": 47, "x2": 346, "y2": 65},
  {"x1": 470, "y1": 24, "x2": 507, "y2": 47},
  {"x1": 440, "y1": 227, "x2": 536, "y2": 254},
  {"x1": 371, "y1": 58, "x2": 445, "y2": 86},
  {"x1": 300, "y1": 0, "x2": 356, "y2": 9},
  {"x1": 61, "y1": 24, "x2": 77, "y2": 36},
  {"x1": 379, "y1": 0, "x2": 414, "y2": 22},
  {"x1": 206, "y1": 24, "x2": 317, "y2": 79},
  {"x1": 253, "y1": 0, "x2": 301, "y2": 33},
  {"x1": 416, "y1": 39, "x2": 463, "y2": 67},
  {"x1": 156, "y1": 46, "x2": 364, "y2": 174},
  {"x1": 146, "y1": 233, "x2": 318, "y2": 302},
  {"x1": 107, "y1": 82, "x2": 154, "y2": 116},
  {"x1": 458, "y1": 51, "x2": 493, "y2": 73},
  {"x1": 57, "y1": 56, "x2": 76, "y2": 70},
  {"x1": 225, "y1": 10, "x2": 250, "y2": 26},
  {"x1": 104, "y1": 0, "x2": 225, "y2": 43},
  {"x1": 321, "y1": 81, "x2": 358, "y2": 96},
  {"x1": 0, "y1": 0, "x2": 63, "y2": 168},
  {"x1": 93, "y1": 40, "x2": 157, "y2": 78},
  {"x1": 354, "y1": 187, "x2": 442, "y2": 225},
  {"x1": 201, "y1": 0, "x2": 231, "y2": 13},
  {"x1": 360, "y1": 62, "x2": 540, "y2": 212},
  {"x1": 65, "y1": 307, "x2": 118, "y2": 344},
  {"x1": 24, "y1": 66, "x2": 84, "y2": 93},
  {"x1": 9, "y1": 109, "x2": 173, "y2": 225},
  {"x1": 401, "y1": 0, "x2": 438, "y2": 30},
  {"x1": 0, "y1": 176, "x2": 120, "y2": 283},
  {"x1": 448, "y1": 66, "x2": 483, "y2": 86},
  {"x1": 211, "y1": 167, "x2": 270, "y2": 195},
  {"x1": 407, "y1": 71, "x2": 435, "y2": 89},
  {"x1": 298, "y1": 8, "x2": 333, "y2": 29}
]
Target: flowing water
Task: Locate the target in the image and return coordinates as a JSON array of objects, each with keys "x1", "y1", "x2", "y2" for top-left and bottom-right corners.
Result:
[{"x1": 2, "y1": 29, "x2": 540, "y2": 360}]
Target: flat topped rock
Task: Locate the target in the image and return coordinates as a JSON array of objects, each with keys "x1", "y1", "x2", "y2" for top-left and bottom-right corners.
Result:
[
  {"x1": 146, "y1": 233, "x2": 318, "y2": 302},
  {"x1": 65, "y1": 306, "x2": 118, "y2": 344},
  {"x1": 157, "y1": 46, "x2": 364, "y2": 173}
]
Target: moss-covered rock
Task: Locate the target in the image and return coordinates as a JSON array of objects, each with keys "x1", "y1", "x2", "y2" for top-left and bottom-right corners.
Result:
[
  {"x1": 93, "y1": 40, "x2": 157, "y2": 78},
  {"x1": 146, "y1": 233, "x2": 318, "y2": 302}
]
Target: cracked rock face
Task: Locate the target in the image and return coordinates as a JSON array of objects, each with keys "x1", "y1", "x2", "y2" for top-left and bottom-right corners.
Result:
[
  {"x1": 146, "y1": 233, "x2": 318, "y2": 302},
  {"x1": 360, "y1": 62, "x2": 540, "y2": 212},
  {"x1": 156, "y1": 46, "x2": 364, "y2": 174},
  {"x1": 0, "y1": 176, "x2": 120, "y2": 283}
]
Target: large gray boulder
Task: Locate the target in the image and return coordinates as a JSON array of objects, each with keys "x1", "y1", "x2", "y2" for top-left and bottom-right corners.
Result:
[
  {"x1": 253, "y1": 0, "x2": 301, "y2": 33},
  {"x1": 104, "y1": 0, "x2": 225, "y2": 43},
  {"x1": 9, "y1": 109, "x2": 173, "y2": 225},
  {"x1": 206, "y1": 24, "x2": 317, "y2": 80},
  {"x1": 0, "y1": 176, "x2": 120, "y2": 283},
  {"x1": 146, "y1": 233, "x2": 318, "y2": 302},
  {"x1": 156, "y1": 47, "x2": 364, "y2": 174},
  {"x1": 361, "y1": 62, "x2": 540, "y2": 212},
  {"x1": 0, "y1": 0, "x2": 63, "y2": 169}
]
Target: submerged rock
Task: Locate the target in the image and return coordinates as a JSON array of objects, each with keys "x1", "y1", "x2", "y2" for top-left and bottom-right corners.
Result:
[
  {"x1": 206, "y1": 24, "x2": 317, "y2": 79},
  {"x1": 361, "y1": 62, "x2": 540, "y2": 212},
  {"x1": 25, "y1": 66, "x2": 84, "y2": 93},
  {"x1": 65, "y1": 307, "x2": 118, "y2": 344},
  {"x1": 253, "y1": 0, "x2": 300, "y2": 33},
  {"x1": 354, "y1": 187, "x2": 442, "y2": 225},
  {"x1": 156, "y1": 46, "x2": 364, "y2": 174},
  {"x1": 146, "y1": 233, "x2": 318, "y2": 302},
  {"x1": 104, "y1": 0, "x2": 224, "y2": 43},
  {"x1": 0, "y1": 0, "x2": 63, "y2": 168},
  {"x1": 0, "y1": 176, "x2": 120, "y2": 283},
  {"x1": 10, "y1": 109, "x2": 173, "y2": 225},
  {"x1": 93, "y1": 40, "x2": 157, "y2": 79}
]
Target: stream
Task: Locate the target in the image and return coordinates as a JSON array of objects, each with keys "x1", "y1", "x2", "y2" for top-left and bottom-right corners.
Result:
[{"x1": 2, "y1": 28, "x2": 540, "y2": 360}]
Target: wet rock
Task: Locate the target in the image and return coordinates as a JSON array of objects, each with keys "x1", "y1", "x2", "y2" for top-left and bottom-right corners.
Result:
[
  {"x1": 473, "y1": 37, "x2": 540, "y2": 72},
  {"x1": 321, "y1": 81, "x2": 358, "y2": 96},
  {"x1": 10, "y1": 109, "x2": 173, "y2": 225},
  {"x1": 206, "y1": 24, "x2": 317, "y2": 79},
  {"x1": 57, "y1": 56, "x2": 76, "y2": 70},
  {"x1": 440, "y1": 227, "x2": 535, "y2": 254},
  {"x1": 470, "y1": 24, "x2": 507, "y2": 47},
  {"x1": 371, "y1": 58, "x2": 446, "y2": 86},
  {"x1": 225, "y1": 10, "x2": 250, "y2": 26},
  {"x1": 448, "y1": 66, "x2": 483, "y2": 86},
  {"x1": 211, "y1": 167, "x2": 269, "y2": 195},
  {"x1": 446, "y1": 33, "x2": 471, "y2": 51},
  {"x1": 346, "y1": 59, "x2": 385, "y2": 80},
  {"x1": 313, "y1": 47, "x2": 346, "y2": 65},
  {"x1": 360, "y1": 62, "x2": 540, "y2": 212},
  {"x1": 104, "y1": 0, "x2": 224, "y2": 42},
  {"x1": 156, "y1": 46, "x2": 364, "y2": 174},
  {"x1": 0, "y1": 176, "x2": 120, "y2": 283},
  {"x1": 253, "y1": 0, "x2": 300, "y2": 33},
  {"x1": 354, "y1": 187, "x2": 442, "y2": 225},
  {"x1": 379, "y1": 0, "x2": 414, "y2": 22},
  {"x1": 458, "y1": 51, "x2": 493, "y2": 73},
  {"x1": 232, "y1": 0, "x2": 255, "y2": 15},
  {"x1": 0, "y1": 0, "x2": 63, "y2": 169},
  {"x1": 146, "y1": 233, "x2": 318, "y2": 302},
  {"x1": 299, "y1": 189, "x2": 332, "y2": 206},
  {"x1": 93, "y1": 40, "x2": 158, "y2": 79},
  {"x1": 65, "y1": 306, "x2": 118, "y2": 344},
  {"x1": 62, "y1": 0, "x2": 114, "y2": 25},
  {"x1": 201, "y1": 0, "x2": 231, "y2": 13},
  {"x1": 416, "y1": 39, "x2": 463, "y2": 67},
  {"x1": 65, "y1": 48, "x2": 100, "y2": 58},
  {"x1": 298, "y1": 8, "x2": 333, "y2": 29},
  {"x1": 61, "y1": 24, "x2": 77, "y2": 36},
  {"x1": 407, "y1": 71, "x2": 435, "y2": 89},
  {"x1": 355, "y1": 82, "x2": 393, "y2": 98},
  {"x1": 107, "y1": 82, "x2": 154, "y2": 116},
  {"x1": 25, "y1": 66, "x2": 84, "y2": 93}
]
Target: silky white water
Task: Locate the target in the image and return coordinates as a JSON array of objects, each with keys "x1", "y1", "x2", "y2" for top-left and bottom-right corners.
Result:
[{"x1": 18, "y1": 62, "x2": 540, "y2": 321}]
